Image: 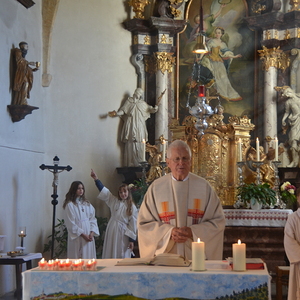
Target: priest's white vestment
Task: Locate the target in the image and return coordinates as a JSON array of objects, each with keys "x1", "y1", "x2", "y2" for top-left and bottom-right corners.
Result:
[
  {"x1": 284, "y1": 208, "x2": 300, "y2": 300},
  {"x1": 64, "y1": 199, "x2": 99, "y2": 259},
  {"x1": 138, "y1": 173, "x2": 226, "y2": 260}
]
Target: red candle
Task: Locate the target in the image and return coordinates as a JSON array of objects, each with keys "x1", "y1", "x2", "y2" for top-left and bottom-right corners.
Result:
[
  {"x1": 85, "y1": 260, "x2": 94, "y2": 270},
  {"x1": 47, "y1": 259, "x2": 55, "y2": 270},
  {"x1": 38, "y1": 258, "x2": 47, "y2": 270},
  {"x1": 65, "y1": 258, "x2": 72, "y2": 270},
  {"x1": 198, "y1": 85, "x2": 205, "y2": 97},
  {"x1": 72, "y1": 260, "x2": 82, "y2": 271},
  {"x1": 58, "y1": 260, "x2": 66, "y2": 271}
]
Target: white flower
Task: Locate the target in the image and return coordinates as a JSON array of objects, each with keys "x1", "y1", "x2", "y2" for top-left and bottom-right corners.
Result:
[
  {"x1": 288, "y1": 189, "x2": 295, "y2": 195},
  {"x1": 281, "y1": 181, "x2": 291, "y2": 191}
]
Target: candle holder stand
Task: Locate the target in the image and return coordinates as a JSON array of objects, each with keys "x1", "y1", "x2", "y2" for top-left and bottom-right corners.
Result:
[
  {"x1": 254, "y1": 161, "x2": 264, "y2": 185},
  {"x1": 159, "y1": 161, "x2": 167, "y2": 176},
  {"x1": 273, "y1": 160, "x2": 285, "y2": 209},
  {"x1": 234, "y1": 161, "x2": 245, "y2": 208},
  {"x1": 18, "y1": 233, "x2": 26, "y2": 248},
  {"x1": 139, "y1": 161, "x2": 149, "y2": 181}
]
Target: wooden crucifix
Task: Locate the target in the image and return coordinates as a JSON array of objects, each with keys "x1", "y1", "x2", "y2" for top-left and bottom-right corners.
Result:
[{"x1": 40, "y1": 156, "x2": 72, "y2": 259}]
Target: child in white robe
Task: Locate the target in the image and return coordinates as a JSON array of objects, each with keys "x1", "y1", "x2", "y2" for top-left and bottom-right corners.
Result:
[
  {"x1": 91, "y1": 169, "x2": 138, "y2": 259},
  {"x1": 63, "y1": 181, "x2": 99, "y2": 259}
]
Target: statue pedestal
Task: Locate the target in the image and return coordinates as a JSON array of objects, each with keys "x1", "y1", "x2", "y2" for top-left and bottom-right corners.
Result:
[
  {"x1": 117, "y1": 166, "x2": 149, "y2": 184},
  {"x1": 7, "y1": 105, "x2": 39, "y2": 122}
]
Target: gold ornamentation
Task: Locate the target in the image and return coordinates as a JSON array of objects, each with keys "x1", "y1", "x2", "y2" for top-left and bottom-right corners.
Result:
[
  {"x1": 251, "y1": 0, "x2": 266, "y2": 14},
  {"x1": 128, "y1": 0, "x2": 150, "y2": 19},
  {"x1": 144, "y1": 35, "x2": 151, "y2": 45},
  {"x1": 155, "y1": 52, "x2": 176, "y2": 74},
  {"x1": 289, "y1": 0, "x2": 300, "y2": 11},
  {"x1": 297, "y1": 28, "x2": 300, "y2": 38},
  {"x1": 284, "y1": 29, "x2": 291, "y2": 40},
  {"x1": 133, "y1": 35, "x2": 138, "y2": 45},
  {"x1": 265, "y1": 30, "x2": 271, "y2": 40},
  {"x1": 258, "y1": 46, "x2": 290, "y2": 72},
  {"x1": 160, "y1": 34, "x2": 168, "y2": 44},
  {"x1": 275, "y1": 29, "x2": 279, "y2": 40}
]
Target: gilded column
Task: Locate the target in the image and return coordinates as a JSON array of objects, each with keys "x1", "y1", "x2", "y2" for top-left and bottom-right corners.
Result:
[
  {"x1": 154, "y1": 51, "x2": 175, "y2": 141},
  {"x1": 258, "y1": 46, "x2": 289, "y2": 141}
]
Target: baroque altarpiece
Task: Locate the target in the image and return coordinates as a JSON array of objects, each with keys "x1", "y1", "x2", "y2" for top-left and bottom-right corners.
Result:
[{"x1": 124, "y1": 0, "x2": 300, "y2": 206}]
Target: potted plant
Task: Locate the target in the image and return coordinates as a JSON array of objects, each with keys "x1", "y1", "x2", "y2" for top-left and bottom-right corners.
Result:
[{"x1": 237, "y1": 182, "x2": 277, "y2": 209}]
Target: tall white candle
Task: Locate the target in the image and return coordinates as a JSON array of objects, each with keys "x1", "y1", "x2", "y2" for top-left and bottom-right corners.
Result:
[
  {"x1": 274, "y1": 137, "x2": 278, "y2": 161},
  {"x1": 142, "y1": 139, "x2": 146, "y2": 162},
  {"x1": 232, "y1": 239, "x2": 246, "y2": 271},
  {"x1": 162, "y1": 140, "x2": 166, "y2": 162},
  {"x1": 256, "y1": 138, "x2": 260, "y2": 161},
  {"x1": 238, "y1": 139, "x2": 242, "y2": 162},
  {"x1": 192, "y1": 238, "x2": 205, "y2": 271}
]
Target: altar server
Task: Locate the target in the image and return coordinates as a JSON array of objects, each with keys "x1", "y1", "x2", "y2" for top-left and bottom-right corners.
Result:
[
  {"x1": 138, "y1": 140, "x2": 225, "y2": 260},
  {"x1": 284, "y1": 188, "x2": 300, "y2": 300},
  {"x1": 63, "y1": 181, "x2": 99, "y2": 259},
  {"x1": 91, "y1": 169, "x2": 138, "y2": 259}
]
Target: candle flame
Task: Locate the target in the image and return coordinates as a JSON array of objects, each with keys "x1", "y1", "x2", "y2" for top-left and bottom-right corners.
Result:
[
  {"x1": 142, "y1": 139, "x2": 145, "y2": 144},
  {"x1": 197, "y1": 238, "x2": 201, "y2": 242},
  {"x1": 238, "y1": 239, "x2": 241, "y2": 244},
  {"x1": 40, "y1": 258, "x2": 45, "y2": 263},
  {"x1": 66, "y1": 258, "x2": 69, "y2": 263}
]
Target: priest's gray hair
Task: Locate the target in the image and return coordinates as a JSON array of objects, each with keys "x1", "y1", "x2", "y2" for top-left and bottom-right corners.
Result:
[{"x1": 167, "y1": 140, "x2": 192, "y2": 158}]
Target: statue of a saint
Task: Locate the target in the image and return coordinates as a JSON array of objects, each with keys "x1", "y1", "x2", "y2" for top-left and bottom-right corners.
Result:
[
  {"x1": 109, "y1": 88, "x2": 158, "y2": 167},
  {"x1": 281, "y1": 86, "x2": 300, "y2": 167},
  {"x1": 12, "y1": 42, "x2": 39, "y2": 105}
]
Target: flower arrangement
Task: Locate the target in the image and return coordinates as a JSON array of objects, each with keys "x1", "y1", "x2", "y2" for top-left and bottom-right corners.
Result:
[
  {"x1": 280, "y1": 181, "x2": 297, "y2": 208},
  {"x1": 129, "y1": 178, "x2": 149, "y2": 208}
]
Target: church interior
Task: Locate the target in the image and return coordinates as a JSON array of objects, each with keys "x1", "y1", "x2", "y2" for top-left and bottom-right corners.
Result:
[{"x1": 1, "y1": 0, "x2": 300, "y2": 299}]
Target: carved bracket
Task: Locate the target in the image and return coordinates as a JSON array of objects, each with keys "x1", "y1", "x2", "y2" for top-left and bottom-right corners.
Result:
[
  {"x1": 17, "y1": 0, "x2": 35, "y2": 9},
  {"x1": 7, "y1": 105, "x2": 39, "y2": 122}
]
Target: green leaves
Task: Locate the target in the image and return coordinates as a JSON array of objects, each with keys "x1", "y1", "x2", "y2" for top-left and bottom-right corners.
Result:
[{"x1": 237, "y1": 182, "x2": 277, "y2": 206}]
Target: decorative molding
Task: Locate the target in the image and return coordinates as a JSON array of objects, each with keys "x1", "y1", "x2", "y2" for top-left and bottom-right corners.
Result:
[
  {"x1": 154, "y1": 52, "x2": 175, "y2": 74},
  {"x1": 17, "y1": 0, "x2": 35, "y2": 9}
]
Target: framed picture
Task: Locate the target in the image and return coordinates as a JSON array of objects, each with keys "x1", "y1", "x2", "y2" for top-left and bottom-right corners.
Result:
[{"x1": 177, "y1": 0, "x2": 255, "y2": 125}]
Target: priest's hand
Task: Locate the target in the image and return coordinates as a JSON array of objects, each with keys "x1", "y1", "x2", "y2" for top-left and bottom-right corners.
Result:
[{"x1": 171, "y1": 227, "x2": 192, "y2": 243}]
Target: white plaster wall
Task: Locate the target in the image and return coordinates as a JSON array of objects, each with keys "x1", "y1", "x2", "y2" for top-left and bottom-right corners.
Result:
[{"x1": 0, "y1": 0, "x2": 136, "y2": 295}]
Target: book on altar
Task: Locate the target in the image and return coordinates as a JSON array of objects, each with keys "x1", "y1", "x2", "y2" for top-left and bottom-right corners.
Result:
[
  {"x1": 226, "y1": 257, "x2": 265, "y2": 270},
  {"x1": 116, "y1": 253, "x2": 191, "y2": 267}
]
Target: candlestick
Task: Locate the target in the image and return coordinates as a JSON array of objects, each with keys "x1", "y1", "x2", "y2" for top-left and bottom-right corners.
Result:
[
  {"x1": 274, "y1": 137, "x2": 278, "y2": 161},
  {"x1": 18, "y1": 227, "x2": 26, "y2": 248},
  {"x1": 142, "y1": 139, "x2": 146, "y2": 162},
  {"x1": 232, "y1": 239, "x2": 246, "y2": 271},
  {"x1": 162, "y1": 140, "x2": 166, "y2": 162},
  {"x1": 256, "y1": 138, "x2": 260, "y2": 161},
  {"x1": 238, "y1": 139, "x2": 242, "y2": 162},
  {"x1": 192, "y1": 238, "x2": 205, "y2": 271}
]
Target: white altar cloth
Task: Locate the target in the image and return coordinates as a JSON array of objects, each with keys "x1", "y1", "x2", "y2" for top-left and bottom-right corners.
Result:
[
  {"x1": 23, "y1": 259, "x2": 271, "y2": 300},
  {"x1": 224, "y1": 209, "x2": 293, "y2": 227}
]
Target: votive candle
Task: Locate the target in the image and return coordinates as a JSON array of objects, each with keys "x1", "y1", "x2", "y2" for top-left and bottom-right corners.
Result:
[
  {"x1": 232, "y1": 239, "x2": 246, "y2": 271},
  {"x1": 58, "y1": 260, "x2": 66, "y2": 271},
  {"x1": 65, "y1": 258, "x2": 72, "y2": 270},
  {"x1": 47, "y1": 259, "x2": 55, "y2": 270},
  {"x1": 38, "y1": 258, "x2": 47, "y2": 270},
  {"x1": 192, "y1": 238, "x2": 205, "y2": 271},
  {"x1": 85, "y1": 260, "x2": 95, "y2": 271}
]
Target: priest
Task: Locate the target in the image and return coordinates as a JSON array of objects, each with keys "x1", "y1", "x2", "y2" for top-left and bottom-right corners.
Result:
[{"x1": 137, "y1": 140, "x2": 226, "y2": 260}]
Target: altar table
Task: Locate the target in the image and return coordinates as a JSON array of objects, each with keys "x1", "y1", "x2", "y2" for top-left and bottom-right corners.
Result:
[
  {"x1": 0, "y1": 252, "x2": 42, "y2": 300},
  {"x1": 23, "y1": 259, "x2": 271, "y2": 300}
]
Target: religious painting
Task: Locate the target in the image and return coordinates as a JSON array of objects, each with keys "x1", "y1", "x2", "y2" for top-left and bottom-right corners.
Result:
[{"x1": 178, "y1": 0, "x2": 255, "y2": 124}]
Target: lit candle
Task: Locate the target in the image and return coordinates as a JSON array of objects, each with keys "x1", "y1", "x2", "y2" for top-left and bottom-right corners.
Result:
[
  {"x1": 192, "y1": 238, "x2": 205, "y2": 271},
  {"x1": 38, "y1": 258, "x2": 47, "y2": 270},
  {"x1": 47, "y1": 259, "x2": 55, "y2": 271},
  {"x1": 65, "y1": 258, "x2": 72, "y2": 270},
  {"x1": 142, "y1": 139, "x2": 146, "y2": 162},
  {"x1": 274, "y1": 137, "x2": 278, "y2": 161},
  {"x1": 72, "y1": 259, "x2": 82, "y2": 271},
  {"x1": 232, "y1": 239, "x2": 246, "y2": 271},
  {"x1": 58, "y1": 260, "x2": 66, "y2": 271},
  {"x1": 238, "y1": 139, "x2": 242, "y2": 162},
  {"x1": 162, "y1": 140, "x2": 166, "y2": 163},
  {"x1": 85, "y1": 260, "x2": 95, "y2": 270},
  {"x1": 256, "y1": 138, "x2": 260, "y2": 161}
]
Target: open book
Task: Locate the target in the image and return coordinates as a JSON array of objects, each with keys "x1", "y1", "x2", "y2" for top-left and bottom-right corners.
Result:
[{"x1": 116, "y1": 253, "x2": 191, "y2": 267}]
